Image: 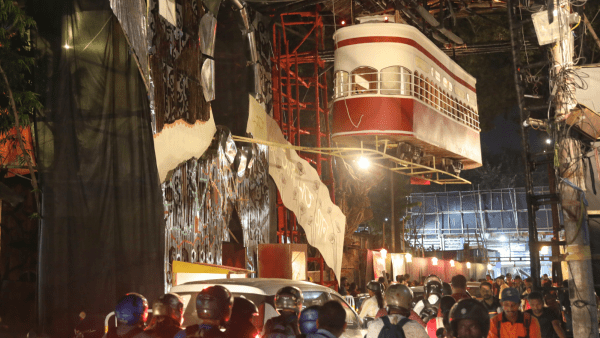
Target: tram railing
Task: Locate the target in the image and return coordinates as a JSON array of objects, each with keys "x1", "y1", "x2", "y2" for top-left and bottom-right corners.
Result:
[{"x1": 333, "y1": 70, "x2": 480, "y2": 131}]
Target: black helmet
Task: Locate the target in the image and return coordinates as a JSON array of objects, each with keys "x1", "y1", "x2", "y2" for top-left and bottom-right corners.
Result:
[
  {"x1": 275, "y1": 286, "x2": 303, "y2": 315},
  {"x1": 442, "y1": 282, "x2": 452, "y2": 296},
  {"x1": 366, "y1": 281, "x2": 382, "y2": 293},
  {"x1": 115, "y1": 293, "x2": 149, "y2": 326},
  {"x1": 196, "y1": 285, "x2": 234, "y2": 324},
  {"x1": 439, "y1": 296, "x2": 456, "y2": 315},
  {"x1": 231, "y1": 297, "x2": 258, "y2": 321},
  {"x1": 152, "y1": 293, "x2": 184, "y2": 325},
  {"x1": 424, "y1": 275, "x2": 443, "y2": 296},
  {"x1": 448, "y1": 299, "x2": 490, "y2": 338}
]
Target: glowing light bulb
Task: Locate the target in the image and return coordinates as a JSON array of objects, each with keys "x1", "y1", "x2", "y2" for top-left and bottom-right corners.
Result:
[
  {"x1": 467, "y1": 262, "x2": 471, "y2": 269},
  {"x1": 358, "y1": 156, "x2": 370, "y2": 169},
  {"x1": 450, "y1": 259, "x2": 455, "y2": 267},
  {"x1": 405, "y1": 253, "x2": 412, "y2": 262},
  {"x1": 546, "y1": 138, "x2": 552, "y2": 144},
  {"x1": 487, "y1": 263, "x2": 493, "y2": 270},
  {"x1": 64, "y1": 43, "x2": 71, "y2": 49},
  {"x1": 432, "y1": 257, "x2": 438, "y2": 266},
  {"x1": 381, "y1": 248, "x2": 387, "y2": 258},
  {"x1": 341, "y1": 20, "x2": 346, "y2": 25}
]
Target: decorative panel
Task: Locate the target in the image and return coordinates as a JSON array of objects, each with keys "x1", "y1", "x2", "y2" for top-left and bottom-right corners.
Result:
[{"x1": 162, "y1": 129, "x2": 269, "y2": 288}]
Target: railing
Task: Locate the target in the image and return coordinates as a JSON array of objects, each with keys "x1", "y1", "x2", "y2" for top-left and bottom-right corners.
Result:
[{"x1": 334, "y1": 69, "x2": 480, "y2": 131}]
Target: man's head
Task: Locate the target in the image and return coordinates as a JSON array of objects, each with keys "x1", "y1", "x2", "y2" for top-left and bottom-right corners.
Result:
[
  {"x1": 513, "y1": 276, "x2": 522, "y2": 287},
  {"x1": 485, "y1": 275, "x2": 492, "y2": 281},
  {"x1": 500, "y1": 288, "x2": 521, "y2": 322},
  {"x1": 451, "y1": 275, "x2": 467, "y2": 292},
  {"x1": 340, "y1": 277, "x2": 348, "y2": 288},
  {"x1": 542, "y1": 273, "x2": 549, "y2": 280},
  {"x1": 404, "y1": 274, "x2": 410, "y2": 280},
  {"x1": 448, "y1": 299, "x2": 490, "y2": 338},
  {"x1": 495, "y1": 276, "x2": 504, "y2": 285},
  {"x1": 396, "y1": 275, "x2": 404, "y2": 283},
  {"x1": 527, "y1": 292, "x2": 544, "y2": 316},
  {"x1": 506, "y1": 273, "x2": 512, "y2": 282},
  {"x1": 479, "y1": 282, "x2": 493, "y2": 300},
  {"x1": 317, "y1": 301, "x2": 346, "y2": 337}
]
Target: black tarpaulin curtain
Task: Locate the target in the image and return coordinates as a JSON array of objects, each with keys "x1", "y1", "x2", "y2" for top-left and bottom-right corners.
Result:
[{"x1": 31, "y1": 0, "x2": 164, "y2": 336}]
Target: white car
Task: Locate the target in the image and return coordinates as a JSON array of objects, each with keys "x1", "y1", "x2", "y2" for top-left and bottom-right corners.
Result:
[{"x1": 171, "y1": 278, "x2": 367, "y2": 338}]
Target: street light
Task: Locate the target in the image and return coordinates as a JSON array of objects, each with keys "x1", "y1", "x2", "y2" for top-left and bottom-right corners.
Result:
[{"x1": 358, "y1": 156, "x2": 370, "y2": 169}]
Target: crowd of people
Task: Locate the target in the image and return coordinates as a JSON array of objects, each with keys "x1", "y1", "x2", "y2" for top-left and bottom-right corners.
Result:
[{"x1": 96, "y1": 273, "x2": 570, "y2": 338}]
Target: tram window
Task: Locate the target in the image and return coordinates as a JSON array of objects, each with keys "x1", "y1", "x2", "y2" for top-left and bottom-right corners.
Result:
[
  {"x1": 413, "y1": 72, "x2": 419, "y2": 99},
  {"x1": 420, "y1": 75, "x2": 426, "y2": 101},
  {"x1": 335, "y1": 71, "x2": 350, "y2": 98},
  {"x1": 426, "y1": 78, "x2": 432, "y2": 105},
  {"x1": 351, "y1": 67, "x2": 378, "y2": 95},
  {"x1": 381, "y1": 66, "x2": 412, "y2": 96}
]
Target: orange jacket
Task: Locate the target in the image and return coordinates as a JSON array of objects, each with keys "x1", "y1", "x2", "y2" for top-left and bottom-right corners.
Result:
[{"x1": 488, "y1": 312, "x2": 541, "y2": 338}]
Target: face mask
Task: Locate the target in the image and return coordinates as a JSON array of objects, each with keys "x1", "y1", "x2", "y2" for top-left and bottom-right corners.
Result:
[{"x1": 428, "y1": 294, "x2": 439, "y2": 304}]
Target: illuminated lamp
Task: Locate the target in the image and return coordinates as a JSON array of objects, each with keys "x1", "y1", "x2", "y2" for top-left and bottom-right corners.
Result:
[
  {"x1": 381, "y1": 248, "x2": 387, "y2": 258},
  {"x1": 540, "y1": 246, "x2": 549, "y2": 255},
  {"x1": 358, "y1": 156, "x2": 370, "y2": 169},
  {"x1": 341, "y1": 20, "x2": 346, "y2": 25},
  {"x1": 450, "y1": 259, "x2": 455, "y2": 267},
  {"x1": 432, "y1": 257, "x2": 438, "y2": 266},
  {"x1": 384, "y1": 16, "x2": 389, "y2": 22},
  {"x1": 405, "y1": 253, "x2": 412, "y2": 263},
  {"x1": 466, "y1": 262, "x2": 471, "y2": 269},
  {"x1": 64, "y1": 43, "x2": 71, "y2": 49},
  {"x1": 487, "y1": 263, "x2": 493, "y2": 270}
]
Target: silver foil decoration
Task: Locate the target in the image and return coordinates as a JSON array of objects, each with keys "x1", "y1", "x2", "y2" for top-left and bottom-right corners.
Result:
[
  {"x1": 247, "y1": 31, "x2": 259, "y2": 64},
  {"x1": 234, "y1": 148, "x2": 248, "y2": 178},
  {"x1": 162, "y1": 143, "x2": 270, "y2": 289},
  {"x1": 205, "y1": 0, "x2": 222, "y2": 18},
  {"x1": 109, "y1": 0, "x2": 149, "y2": 89},
  {"x1": 223, "y1": 131, "x2": 237, "y2": 164},
  {"x1": 200, "y1": 13, "x2": 217, "y2": 57},
  {"x1": 201, "y1": 59, "x2": 215, "y2": 102}
]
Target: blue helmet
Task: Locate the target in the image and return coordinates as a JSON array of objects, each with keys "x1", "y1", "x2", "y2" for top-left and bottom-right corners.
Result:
[
  {"x1": 115, "y1": 293, "x2": 149, "y2": 326},
  {"x1": 299, "y1": 306, "x2": 319, "y2": 335}
]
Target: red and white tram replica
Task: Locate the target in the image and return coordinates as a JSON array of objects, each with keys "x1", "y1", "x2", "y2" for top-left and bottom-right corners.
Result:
[{"x1": 332, "y1": 20, "x2": 482, "y2": 179}]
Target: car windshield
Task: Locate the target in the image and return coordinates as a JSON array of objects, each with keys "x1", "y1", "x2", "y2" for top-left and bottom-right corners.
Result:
[{"x1": 302, "y1": 291, "x2": 329, "y2": 308}]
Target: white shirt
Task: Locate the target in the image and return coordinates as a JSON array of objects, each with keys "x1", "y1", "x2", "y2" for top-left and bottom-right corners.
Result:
[
  {"x1": 366, "y1": 314, "x2": 429, "y2": 338},
  {"x1": 359, "y1": 296, "x2": 380, "y2": 320}
]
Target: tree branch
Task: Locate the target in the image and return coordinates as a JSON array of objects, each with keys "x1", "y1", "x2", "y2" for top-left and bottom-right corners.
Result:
[{"x1": 0, "y1": 61, "x2": 40, "y2": 212}]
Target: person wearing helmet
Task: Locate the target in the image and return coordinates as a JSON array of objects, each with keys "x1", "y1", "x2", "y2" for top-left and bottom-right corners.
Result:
[
  {"x1": 358, "y1": 281, "x2": 384, "y2": 320},
  {"x1": 413, "y1": 275, "x2": 444, "y2": 322},
  {"x1": 366, "y1": 284, "x2": 429, "y2": 338},
  {"x1": 447, "y1": 298, "x2": 490, "y2": 338},
  {"x1": 297, "y1": 306, "x2": 320, "y2": 338},
  {"x1": 261, "y1": 286, "x2": 303, "y2": 338},
  {"x1": 425, "y1": 296, "x2": 455, "y2": 338},
  {"x1": 227, "y1": 297, "x2": 260, "y2": 338},
  {"x1": 105, "y1": 293, "x2": 151, "y2": 338},
  {"x1": 145, "y1": 293, "x2": 184, "y2": 338},
  {"x1": 488, "y1": 288, "x2": 541, "y2": 338},
  {"x1": 174, "y1": 285, "x2": 233, "y2": 338}
]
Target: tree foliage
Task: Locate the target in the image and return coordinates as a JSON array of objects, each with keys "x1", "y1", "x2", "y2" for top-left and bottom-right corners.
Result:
[{"x1": 0, "y1": 0, "x2": 41, "y2": 134}]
